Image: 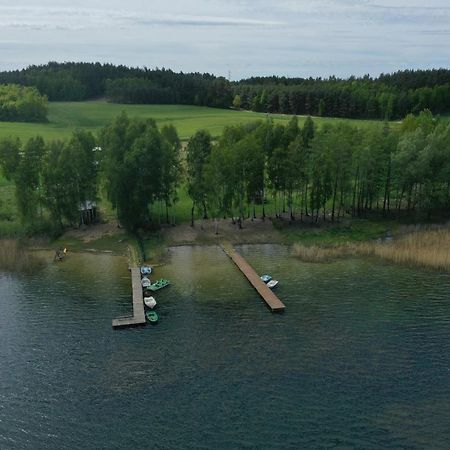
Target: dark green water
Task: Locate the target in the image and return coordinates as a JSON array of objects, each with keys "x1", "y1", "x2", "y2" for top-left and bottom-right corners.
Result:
[{"x1": 1, "y1": 245, "x2": 449, "y2": 449}]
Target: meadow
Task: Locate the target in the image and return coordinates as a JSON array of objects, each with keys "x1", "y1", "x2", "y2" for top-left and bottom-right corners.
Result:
[{"x1": 0, "y1": 100, "x2": 386, "y2": 142}]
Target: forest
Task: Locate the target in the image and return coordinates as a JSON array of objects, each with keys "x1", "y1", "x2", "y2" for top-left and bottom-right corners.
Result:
[
  {"x1": 0, "y1": 62, "x2": 449, "y2": 120},
  {"x1": 0, "y1": 109, "x2": 449, "y2": 235}
]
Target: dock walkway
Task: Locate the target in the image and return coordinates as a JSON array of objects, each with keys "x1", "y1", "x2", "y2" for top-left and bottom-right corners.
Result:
[
  {"x1": 112, "y1": 267, "x2": 146, "y2": 328},
  {"x1": 221, "y1": 242, "x2": 285, "y2": 312}
]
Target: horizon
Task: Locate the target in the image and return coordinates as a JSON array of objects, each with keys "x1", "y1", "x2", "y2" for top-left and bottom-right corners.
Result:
[
  {"x1": 0, "y1": 0, "x2": 449, "y2": 80},
  {"x1": 2, "y1": 60, "x2": 449, "y2": 83}
]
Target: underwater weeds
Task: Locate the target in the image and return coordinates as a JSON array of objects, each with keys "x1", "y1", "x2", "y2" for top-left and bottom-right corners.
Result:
[{"x1": 293, "y1": 226, "x2": 450, "y2": 272}]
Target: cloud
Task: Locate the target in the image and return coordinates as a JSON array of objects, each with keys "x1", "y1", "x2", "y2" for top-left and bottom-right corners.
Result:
[{"x1": 0, "y1": 5, "x2": 283, "y2": 31}]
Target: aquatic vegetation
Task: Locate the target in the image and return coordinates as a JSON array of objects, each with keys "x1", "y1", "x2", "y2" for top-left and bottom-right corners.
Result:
[
  {"x1": 293, "y1": 226, "x2": 450, "y2": 272},
  {"x1": 0, "y1": 240, "x2": 45, "y2": 274},
  {"x1": 358, "y1": 226, "x2": 450, "y2": 272},
  {"x1": 292, "y1": 243, "x2": 351, "y2": 263}
]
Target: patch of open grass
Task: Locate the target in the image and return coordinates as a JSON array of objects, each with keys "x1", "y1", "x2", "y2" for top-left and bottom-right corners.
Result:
[
  {"x1": 0, "y1": 100, "x2": 389, "y2": 142},
  {"x1": 280, "y1": 218, "x2": 395, "y2": 246}
]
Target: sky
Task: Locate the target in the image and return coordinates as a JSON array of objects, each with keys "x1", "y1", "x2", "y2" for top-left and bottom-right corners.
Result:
[{"x1": 0, "y1": 0, "x2": 449, "y2": 80}]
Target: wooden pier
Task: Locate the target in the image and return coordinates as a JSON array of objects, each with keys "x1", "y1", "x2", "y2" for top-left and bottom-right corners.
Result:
[
  {"x1": 112, "y1": 267, "x2": 146, "y2": 328},
  {"x1": 221, "y1": 242, "x2": 285, "y2": 312}
]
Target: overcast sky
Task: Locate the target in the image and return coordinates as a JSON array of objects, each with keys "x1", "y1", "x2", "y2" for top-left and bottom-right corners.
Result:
[{"x1": 0, "y1": 0, "x2": 449, "y2": 79}]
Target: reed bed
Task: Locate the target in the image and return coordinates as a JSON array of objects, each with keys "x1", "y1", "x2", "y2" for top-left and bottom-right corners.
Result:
[
  {"x1": 0, "y1": 240, "x2": 45, "y2": 274},
  {"x1": 293, "y1": 226, "x2": 450, "y2": 272},
  {"x1": 358, "y1": 228, "x2": 450, "y2": 272},
  {"x1": 292, "y1": 243, "x2": 351, "y2": 263}
]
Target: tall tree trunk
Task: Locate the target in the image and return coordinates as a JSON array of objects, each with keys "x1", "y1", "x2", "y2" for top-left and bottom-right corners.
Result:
[
  {"x1": 383, "y1": 157, "x2": 391, "y2": 216},
  {"x1": 191, "y1": 203, "x2": 195, "y2": 227},
  {"x1": 305, "y1": 181, "x2": 309, "y2": 216},
  {"x1": 331, "y1": 176, "x2": 338, "y2": 222},
  {"x1": 352, "y1": 167, "x2": 359, "y2": 217}
]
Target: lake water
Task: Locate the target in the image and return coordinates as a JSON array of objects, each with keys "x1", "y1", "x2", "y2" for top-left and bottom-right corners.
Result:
[{"x1": 1, "y1": 245, "x2": 450, "y2": 449}]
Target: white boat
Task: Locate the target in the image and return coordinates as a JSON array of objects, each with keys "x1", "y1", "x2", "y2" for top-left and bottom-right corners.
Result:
[
  {"x1": 267, "y1": 280, "x2": 279, "y2": 289},
  {"x1": 144, "y1": 296, "x2": 157, "y2": 309},
  {"x1": 140, "y1": 266, "x2": 152, "y2": 276},
  {"x1": 141, "y1": 277, "x2": 151, "y2": 288}
]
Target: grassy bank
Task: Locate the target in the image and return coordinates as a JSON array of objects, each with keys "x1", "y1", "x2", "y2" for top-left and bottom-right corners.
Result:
[
  {"x1": 293, "y1": 225, "x2": 450, "y2": 272},
  {"x1": 0, "y1": 100, "x2": 388, "y2": 142}
]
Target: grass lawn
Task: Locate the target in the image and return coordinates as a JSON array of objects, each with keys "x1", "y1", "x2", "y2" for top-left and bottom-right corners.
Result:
[{"x1": 0, "y1": 100, "x2": 388, "y2": 142}]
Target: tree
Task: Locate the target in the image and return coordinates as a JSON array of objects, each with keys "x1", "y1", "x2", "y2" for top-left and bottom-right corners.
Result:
[
  {"x1": 232, "y1": 94, "x2": 241, "y2": 109},
  {"x1": 186, "y1": 130, "x2": 212, "y2": 226},
  {"x1": 160, "y1": 125, "x2": 182, "y2": 223},
  {"x1": 0, "y1": 137, "x2": 21, "y2": 180}
]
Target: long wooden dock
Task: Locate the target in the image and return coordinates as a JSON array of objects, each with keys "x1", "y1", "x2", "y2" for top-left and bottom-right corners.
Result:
[
  {"x1": 221, "y1": 243, "x2": 285, "y2": 312},
  {"x1": 112, "y1": 267, "x2": 146, "y2": 328}
]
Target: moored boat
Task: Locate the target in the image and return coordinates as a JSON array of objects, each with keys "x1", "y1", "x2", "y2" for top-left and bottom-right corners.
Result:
[
  {"x1": 144, "y1": 296, "x2": 157, "y2": 309},
  {"x1": 148, "y1": 279, "x2": 170, "y2": 292},
  {"x1": 140, "y1": 266, "x2": 152, "y2": 276},
  {"x1": 260, "y1": 274, "x2": 272, "y2": 283},
  {"x1": 146, "y1": 310, "x2": 158, "y2": 323},
  {"x1": 267, "y1": 280, "x2": 279, "y2": 289},
  {"x1": 141, "y1": 277, "x2": 151, "y2": 288}
]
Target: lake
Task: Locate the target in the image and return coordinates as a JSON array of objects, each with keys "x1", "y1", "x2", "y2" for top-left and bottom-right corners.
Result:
[{"x1": 1, "y1": 245, "x2": 449, "y2": 449}]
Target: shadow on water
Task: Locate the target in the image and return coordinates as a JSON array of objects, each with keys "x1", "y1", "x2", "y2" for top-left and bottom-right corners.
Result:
[{"x1": 0, "y1": 244, "x2": 450, "y2": 449}]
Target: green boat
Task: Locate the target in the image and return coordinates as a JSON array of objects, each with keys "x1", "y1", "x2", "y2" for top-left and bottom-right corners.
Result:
[
  {"x1": 148, "y1": 279, "x2": 170, "y2": 292},
  {"x1": 146, "y1": 310, "x2": 158, "y2": 323}
]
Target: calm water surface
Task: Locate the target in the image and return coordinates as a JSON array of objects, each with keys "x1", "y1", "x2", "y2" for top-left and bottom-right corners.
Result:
[{"x1": 1, "y1": 245, "x2": 449, "y2": 449}]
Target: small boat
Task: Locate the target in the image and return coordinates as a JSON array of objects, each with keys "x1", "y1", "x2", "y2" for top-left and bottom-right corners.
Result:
[
  {"x1": 267, "y1": 280, "x2": 279, "y2": 289},
  {"x1": 144, "y1": 296, "x2": 157, "y2": 309},
  {"x1": 148, "y1": 279, "x2": 170, "y2": 292},
  {"x1": 260, "y1": 274, "x2": 272, "y2": 283},
  {"x1": 140, "y1": 266, "x2": 153, "y2": 276},
  {"x1": 143, "y1": 289, "x2": 153, "y2": 298},
  {"x1": 141, "y1": 277, "x2": 151, "y2": 288},
  {"x1": 146, "y1": 310, "x2": 158, "y2": 323}
]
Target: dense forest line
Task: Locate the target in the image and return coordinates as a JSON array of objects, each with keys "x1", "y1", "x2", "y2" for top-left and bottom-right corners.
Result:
[
  {"x1": 0, "y1": 62, "x2": 449, "y2": 119},
  {"x1": 0, "y1": 84, "x2": 48, "y2": 122},
  {"x1": 0, "y1": 109, "x2": 448, "y2": 235}
]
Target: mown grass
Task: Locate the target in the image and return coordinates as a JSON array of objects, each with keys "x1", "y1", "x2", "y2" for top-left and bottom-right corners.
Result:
[{"x1": 0, "y1": 100, "x2": 387, "y2": 142}]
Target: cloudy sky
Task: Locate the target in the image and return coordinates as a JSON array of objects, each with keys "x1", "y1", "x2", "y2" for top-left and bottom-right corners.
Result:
[{"x1": 0, "y1": 0, "x2": 449, "y2": 79}]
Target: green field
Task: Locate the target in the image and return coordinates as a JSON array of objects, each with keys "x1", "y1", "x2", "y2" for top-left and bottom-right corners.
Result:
[{"x1": 0, "y1": 101, "x2": 387, "y2": 142}]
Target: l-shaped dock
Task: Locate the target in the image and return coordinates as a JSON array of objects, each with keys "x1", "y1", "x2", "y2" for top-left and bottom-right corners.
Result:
[
  {"x1": 221, "y1": 242, "x2": 285, "y2": 312},
  {"x1": 112, "y1": 267, "x2": 146, "y2": 328}
]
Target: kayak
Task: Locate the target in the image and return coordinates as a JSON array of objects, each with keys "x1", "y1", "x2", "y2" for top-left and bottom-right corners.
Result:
[
  {"x1": 144, "y1": 296, "x2": 157, "y2": 309},
  {"x1": 140, "y1": 266, "x2": 153, "y2": 276},
  {"x1": 267, "y1": 280, "x2": 279, "y2": 289},
  {"x1": 146, "y1": 310, "x2": 158, "y2": 323},
  {"x1": 141, "y1": 277, "x2": 151, "y2": 288},
  {"x1": 148, "y1": 279, "x2": 170, "y2": 292},
  {"x1": 260, "y1": 274, "x2": 272, "y2": 283}
]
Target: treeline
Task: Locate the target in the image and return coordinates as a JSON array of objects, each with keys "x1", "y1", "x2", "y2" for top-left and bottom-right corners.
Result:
[
  {"x1": 1, "y1": 110, "x2": 449, "y2": 234},
  {"x1": 234, "y1": 76, "x2": 450, "y2": 119},
  {"x1": 0, "y1": 62, "x2": 231, "y2": 107},
  {"x1": 0, "y1": 131, "x2": 98, "y2": 233},
  {"x1": 0, "y1": 118, "x2": 182, "y2": 234},
  {"x1": 0, "y1": 84, "x2": 48, "y2": 122},
  {"x1": 186, "y1": 110, "x2": 450, "y2": 225},
  {"x1": 1, "y1": 62, "x2": 449, "y2": 119}
]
